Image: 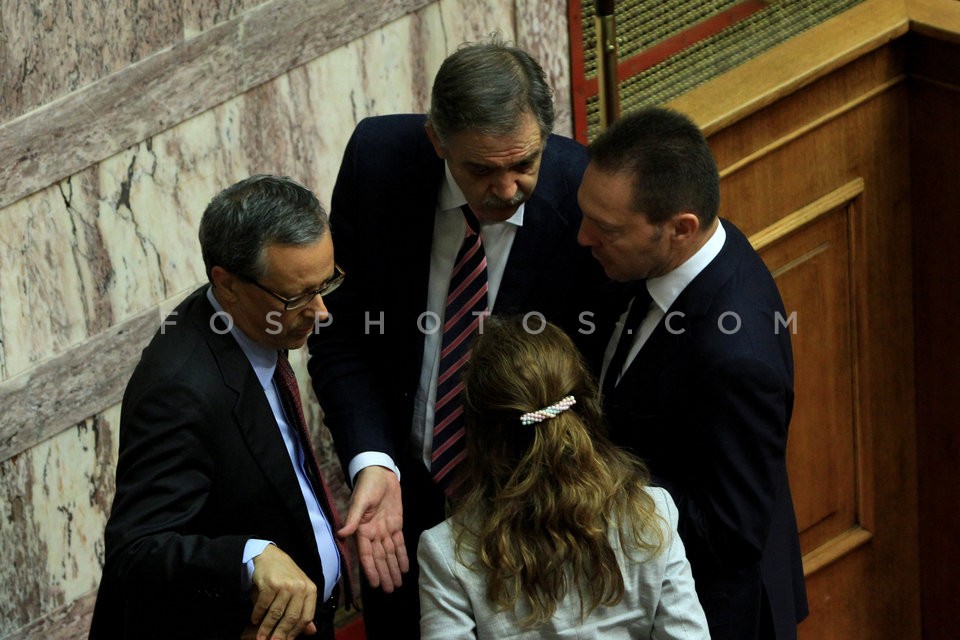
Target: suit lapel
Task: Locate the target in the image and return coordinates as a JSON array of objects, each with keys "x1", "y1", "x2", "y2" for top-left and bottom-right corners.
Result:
[
  {"x1": 614, "y1": 220, "x2": 741, "y2": 389},
  {"x1": 494, "y1": 196, "x2": 567, "y2": 313},
  {"x1": 189, "y1": 291, "x2": 317, "y2": 539},
  {"x1": 402, "y1": 161, "x2": 442, "y2": 317},
  {"x1": 390, "y1": 155, "x2": 444, "y2": 380}
]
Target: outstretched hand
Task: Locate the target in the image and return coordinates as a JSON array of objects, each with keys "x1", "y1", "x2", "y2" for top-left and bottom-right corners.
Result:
[{"x1": 338, "y1": 465, "x2": 408, "y2": 592}]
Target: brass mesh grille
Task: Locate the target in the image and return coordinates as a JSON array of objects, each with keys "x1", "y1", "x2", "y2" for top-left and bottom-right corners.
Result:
[
  {"x1": 582, "y1": 0, "x2": 867, "y2": 140},
  {"x1": 582, "y1": 0, "x2": 742, "y2": 79}
]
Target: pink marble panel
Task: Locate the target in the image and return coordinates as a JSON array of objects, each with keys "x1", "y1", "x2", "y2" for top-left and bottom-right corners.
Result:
[
  {"x1": 6, "y1": 592, "x2": 97, "y2": 640},
  {"x1": 0, "y1": 308, "x2": 155, "y2": 461},
  {"x1": 0, "y1": 19, "x2": 242, "y2": 210},
  {"x1": 516, "y1": 0, "x2": 576, "y2": 137},
  {"x1": 182, "y1": 0, "x2": 267, "y2": 36},
  {"x1": 0, "y1": 413, "x2": 117, "y2": 637},
  {"x1": 0, "y1": 0, "x2": 183, "y2": 122},
  {"x1": 0, "y1": 2, "x2": 585, "y2": 637},
  {"x1": 239, "y1": 0, "x2": 434, "y2": 91}
]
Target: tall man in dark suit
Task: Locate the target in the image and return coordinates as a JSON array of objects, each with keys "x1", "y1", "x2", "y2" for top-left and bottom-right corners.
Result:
[
  {"x1": 91, "y1": 176, "x2": 349, "y2": 640},
  {"x1": 307, "y1": 40, "x2": 605, "y2": 637},
  {"x1": 577, "y1": 107, "x2": 808, "y2": 639}
]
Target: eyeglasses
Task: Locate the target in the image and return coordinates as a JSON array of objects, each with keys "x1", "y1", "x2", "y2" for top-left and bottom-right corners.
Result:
[{"x1": 242, "y1": 263, "x2": 345, "y2": 311}]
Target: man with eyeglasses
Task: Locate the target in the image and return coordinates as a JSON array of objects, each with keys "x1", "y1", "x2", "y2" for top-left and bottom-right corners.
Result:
[{"x1": 91, "y1": 175, "x2": 348, "y2": 640}]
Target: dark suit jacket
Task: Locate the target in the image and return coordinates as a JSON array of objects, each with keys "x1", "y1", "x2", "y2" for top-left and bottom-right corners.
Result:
[
  {"x1": 307, "y1": 113, "x2": 605, "y2": 476},
  {"x1": 603, "y1": 221, "x2": 808, "y2": 640},
  {"x1": 90, "y1": 287, "x2": 336, "y2": 640}
]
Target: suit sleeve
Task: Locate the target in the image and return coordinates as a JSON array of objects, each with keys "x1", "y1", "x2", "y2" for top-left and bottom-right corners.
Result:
[
  {"x1": 307, "y1": 119, "x2": 398, "y2": 472},
  {"x1": 418, "y1": 528, "x2": 478, "y2": 639},
  {"x1": 656, "y1": 355, "x2": 790, "y2": 568},
  {"x1": 649, "y1": 489, "x2": 711, "y2": 640},
  {"x1": 103, "y1": 375, "x2": 247, "y2": 609}
]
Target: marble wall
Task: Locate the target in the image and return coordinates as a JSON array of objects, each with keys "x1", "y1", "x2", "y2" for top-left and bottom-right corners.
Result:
[{"x1": 0, "y1": 0, "x2": 573, "y2": 636}]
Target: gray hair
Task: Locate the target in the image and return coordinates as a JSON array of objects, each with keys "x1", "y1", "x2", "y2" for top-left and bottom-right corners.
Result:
[
  {"x1": 198, "y1": 174, "x2": 328, "y2": 281},
  {"x1": 427, "y1": 37, "x2": 555, "y2": 145}
]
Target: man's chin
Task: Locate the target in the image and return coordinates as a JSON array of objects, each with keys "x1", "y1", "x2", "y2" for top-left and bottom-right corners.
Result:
[
  {"x1": 592, "y1": 257, "x2": 617, "y2": 280},
  {"x1": 602, "y1": 265, "x2": 633, "y2": 283},
  {"x1": 284, "y1": 331, "x2": 312, "y2": 350}
]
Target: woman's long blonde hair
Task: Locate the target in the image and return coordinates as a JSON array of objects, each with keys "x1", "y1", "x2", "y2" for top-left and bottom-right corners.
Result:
[{"x1": 453, "y1": 316, "x2": 665, "y2": 626}]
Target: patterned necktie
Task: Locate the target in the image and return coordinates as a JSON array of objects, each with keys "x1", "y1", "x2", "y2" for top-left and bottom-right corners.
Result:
[
  {"x1": 603, "y1": 283, "x2": 652, "y2": 394},
  {"x1": 431, "y1": 205, "x2": 489, "y2": 495},
  {"x1": 274, "y1": 350, "x2": 353, "y2": 606}
]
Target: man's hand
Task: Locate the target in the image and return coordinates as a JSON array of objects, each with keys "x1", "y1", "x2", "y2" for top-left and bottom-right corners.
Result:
[
  {"x1": 338, "y1": 465, "x2": 408, "y2": 592},
  {"x1": 248, "y1": 545, "x2": 318, "y2": 640}
]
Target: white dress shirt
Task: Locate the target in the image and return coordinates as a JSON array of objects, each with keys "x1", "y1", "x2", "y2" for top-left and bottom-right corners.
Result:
[
  {"x1": 601, "y1": 220, "x2": 727, "y2": 388},
  {"x1": 412, "y1": 163, "x2": 524, "y2": 468},
  {"x1": 346, "y1": 162, "x2": 524, "y2": 474}
]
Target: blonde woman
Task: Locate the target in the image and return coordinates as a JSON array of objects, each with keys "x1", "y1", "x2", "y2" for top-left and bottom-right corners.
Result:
[{"x1": 418, "y1": 317, "x2": 710, "y2": 639}]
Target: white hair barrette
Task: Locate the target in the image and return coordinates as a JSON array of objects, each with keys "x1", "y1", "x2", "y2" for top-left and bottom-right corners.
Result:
[{"x1": 520, "y1": 396, "x2": 577, "y2": 425}]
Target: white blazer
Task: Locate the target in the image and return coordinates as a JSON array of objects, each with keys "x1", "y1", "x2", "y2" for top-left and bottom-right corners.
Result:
[{"x1": 418, "y1": 487, "x2": 710, "y2": 639}]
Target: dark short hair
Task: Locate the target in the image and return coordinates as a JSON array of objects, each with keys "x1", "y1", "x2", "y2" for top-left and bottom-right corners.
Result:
[
  {"x1": 198, "y1": 175, "x2": 328, "y2": 281},
  {"x1": 588, "y1": 107, "x2": 720, "y2": 226},
  {"x1": 427, "y1": 37, "x2": 555, "y2": 144}
]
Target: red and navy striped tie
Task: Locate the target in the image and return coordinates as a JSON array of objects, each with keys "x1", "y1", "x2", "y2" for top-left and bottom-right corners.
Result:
[
  {"x1": 275, "y1": 350, "x2": 353, "y2": 607},
  {"x1": 431, "y1": 205, "x2": 489, "y2": 495}
]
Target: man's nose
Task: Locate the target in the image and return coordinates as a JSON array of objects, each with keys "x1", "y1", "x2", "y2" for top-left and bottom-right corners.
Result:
[
  {"x1": 490, "y1": 174, "x2": 519, "y2": 201},
  {"x1": 304, "y1": 293, "x2": 329, "y2": 319},
  {"x1": 577, "y1": 221, "x2": 594, "y2": 247}
]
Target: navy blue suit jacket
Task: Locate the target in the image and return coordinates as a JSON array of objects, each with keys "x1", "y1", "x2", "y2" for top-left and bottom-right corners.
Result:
[
  {"x1": 307, "y1": 114, "x2": 605, "y2": 474},
  {"x1": 603, "y1": 221, "x2": 808, "y2": 640}
]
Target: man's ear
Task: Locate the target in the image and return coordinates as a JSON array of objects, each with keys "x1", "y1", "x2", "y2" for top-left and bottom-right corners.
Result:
[
  {"x1": 210, "y1": 266, "x2": 240, "y2": 303},
  {"x1": 425, "y1": 121, "x2": 446, "y2": 160},
  {"x1": 669, "y1": 212, "x2": 701, "y2": 245}
]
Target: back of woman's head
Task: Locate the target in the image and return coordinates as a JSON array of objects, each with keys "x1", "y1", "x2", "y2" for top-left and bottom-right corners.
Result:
[
  {"x1": 461, "y1": 316, "x2": 605, "y2": 492},
  {"x1": 456, "y1": 316, "x2": 664, "y2": 626}
]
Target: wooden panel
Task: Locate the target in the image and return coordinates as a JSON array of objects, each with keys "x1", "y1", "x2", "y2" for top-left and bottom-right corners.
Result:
[
  {"x1": 704, "y1": 39, "x2": 920, "y2": 638},
  {"x1": 756, "y1": 197, "x2": 862, "y2": 557},
  {"x1": 626, "y1": 1, "x2": 960, "y2": 636}
]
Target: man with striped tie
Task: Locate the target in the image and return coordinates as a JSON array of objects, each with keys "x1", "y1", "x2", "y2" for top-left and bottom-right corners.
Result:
[{"x1": 308, "y1": 38, "x2": 607, "y2": 638}]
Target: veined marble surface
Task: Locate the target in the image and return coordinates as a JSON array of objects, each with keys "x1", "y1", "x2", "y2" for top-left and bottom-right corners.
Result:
[
  {"x1": 0, "y1": 0, "x2": 515, "y2": 381},
  {"x1": 0, "y1": 407, "x2": 120, "y2": 634},
  {"x1": 0, "y1": 0, "x2": 182, "y2": 122},
  {"x1": 0, "y1": 0, "x2": 572, "y2": 635}
]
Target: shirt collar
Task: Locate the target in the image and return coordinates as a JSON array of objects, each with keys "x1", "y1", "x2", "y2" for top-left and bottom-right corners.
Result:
[
  {"x1": 206, "y1": 286, "x2": 278, "y2": 388},
  {"x1": 647, "y1": 219, "x2": 727, "y2": 313},
  {"x1": 438, "y1": 161, "x2": 525, "y2": 226}
]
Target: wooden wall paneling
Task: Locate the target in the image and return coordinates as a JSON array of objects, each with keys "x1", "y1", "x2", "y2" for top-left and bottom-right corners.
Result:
[
  {"x1": 663, "y1": 0, "x2": 960, "y2": 635},
  {"x1": 707, "y1": 43, "x2": 908, "y2": 234},
  {"x1": 705, "y1": 39, "x2": 920, "y2": 637},
  {"x1": 749, "y1": 190, "x2": 882, "y2": 640},
  {"x1": 908, "y1": 32, "x2": 960, "y2": 640},
  {"x1": 756, "y1": 192, "x2": 862, "y2": 557},
  {"x1": 907, "y1": 0, "x2": 960, "y2": 44}
]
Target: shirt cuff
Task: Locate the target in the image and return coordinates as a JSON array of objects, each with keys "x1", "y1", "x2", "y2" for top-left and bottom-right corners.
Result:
[
  {"x1": 241, "y1": 539, "x2": 274, "y2": 591},
  {"x1": 347, "y1": 452, "x2": 401, "y2": 485}
]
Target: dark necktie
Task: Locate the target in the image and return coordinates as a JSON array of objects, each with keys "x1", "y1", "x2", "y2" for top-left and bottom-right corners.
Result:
[
  {"x1": 603, "y1": 283, "x2": 652, "y2": 394},
  {"x1": 431, "y1": 205, "x2": 489, "y2": 495},
  {"x1": 274, "y1": 350, "x2": 353, "y2": 606}
]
